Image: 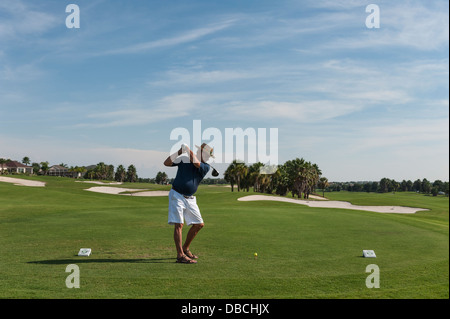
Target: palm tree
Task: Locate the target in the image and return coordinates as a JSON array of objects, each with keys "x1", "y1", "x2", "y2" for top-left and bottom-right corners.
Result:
[
  {"x1": 283, "y1": 158, "x2": 322, "y2": 199},
  {"x1": 107, "y1": 165, "x2": 115, "y2": 181},
  {"x1": 235, "y1": 163, "x2": 248, "y2": 192},
  {"x1": 265, "y1": 166, "x2": 281, "y2": 194},
  {"x1": 126, "y1": 165, "x2": 137, "y2": 183},
  {"x1": 40, "y1": 161, "x2": 49, "y2": 175},
  {"x1": 306, "y1": 163, "x2": 322, "y2": 199},
  {"x1": 284, "y1": 158, "x2": 306, "y2": 198},
  {"x1": 224, "y1": 168, "x2": 235, "y2": 192},
  {"x1": 69, "y1": 166, "x2": 85, "y2": 179},
  {"x1": 22, "y1": 157, "x2": 30, "y2": 166},
  {"x1": 224, "y1": 160, "x2": 249, "y2": 192},
  {"x1": 77, "y1": 166, "x2": 86, "y2": 179},
  {"x1": 155, "y1": 171, "x2": 168, "y2": 184},
  {"x1": 248, "y1": 162, "x2": 264, "y2": 192},
  {"x1": 318, "y1": 177, "x2": 329, "y2": 197},
  {"x1": 224, "y1": 160, "x2": 239, "y2": 192},
  {"x1": 87, "y1": 170, "x2": 96, "y2": 180},
  {"x1": 71, "y1": 166, "x2": 85, "y2": 179},
  {"x1": 259, "y1": 174, "x2": 271, "y2": 193},
  {"x1": 115, "y1": 165, "x2": 126, "y2": 182},
  {"x1": 391, "y1": 180, "x2": 400, "y2": 194},
  {"x1": 379, "y1": 178, "x2": 390, "y2": 193},
  {"x1": 31, "y1": 163, "x2": 40, "y2": 175},
  {"x1": 273, "y1": 165, "x2": 289, "y2": 196},
  {"x1": 0, "y1": 158, "x2": 7, "y2": 175},
  {"x1": 421, "y1": 178, "x2": 431, "y2": 194},
  {"x1": 98, "y1": 162, "x2": 107, "y2": 180}
]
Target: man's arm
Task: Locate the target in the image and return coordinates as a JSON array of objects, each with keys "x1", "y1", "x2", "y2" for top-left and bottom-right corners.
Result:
[
  {"x1": 164, "y1": 148, "x2": 182, "y2": 167},
  {"x1": 186, "y1": 146, "x2": 201, "y2": 169},
  {"x1": 163, "y1": 145, "x2": 201, "y2": 168}
]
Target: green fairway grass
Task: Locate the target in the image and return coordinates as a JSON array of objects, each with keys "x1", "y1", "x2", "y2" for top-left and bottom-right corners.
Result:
[{"x1": 0, "y1": 176, "x2": 448, "y2": 298}]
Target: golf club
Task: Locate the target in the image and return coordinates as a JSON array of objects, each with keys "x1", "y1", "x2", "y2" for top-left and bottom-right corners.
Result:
[{"x1": 210, "y1": 165, "x2": 220, "y2": 177}]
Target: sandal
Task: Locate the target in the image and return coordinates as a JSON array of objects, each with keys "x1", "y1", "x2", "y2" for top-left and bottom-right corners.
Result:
[
  {"x1": 176, "y1": 255, "x2": 197, "y2": 264},
  {"x1": 183, "y1": 249, "x2": 198, "y2": 259}
]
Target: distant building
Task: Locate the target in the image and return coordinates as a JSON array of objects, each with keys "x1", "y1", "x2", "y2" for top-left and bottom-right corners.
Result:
[
  {"x1": 1, "y1": 160, "x2": 33, "y2": 174},
  {"x1": 48, "y1": 165, "x2": 69, "y2": 177}
]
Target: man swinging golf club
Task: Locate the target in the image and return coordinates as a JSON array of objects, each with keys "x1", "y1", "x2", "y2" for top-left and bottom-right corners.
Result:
[{"x1": 164, "y1": 143, "x2": 215, "y2": 264}]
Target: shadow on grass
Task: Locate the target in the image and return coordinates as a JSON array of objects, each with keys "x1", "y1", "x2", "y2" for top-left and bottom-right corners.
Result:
[{"x1": 28, "y1": 257, "x2": 175, "y2": 265}]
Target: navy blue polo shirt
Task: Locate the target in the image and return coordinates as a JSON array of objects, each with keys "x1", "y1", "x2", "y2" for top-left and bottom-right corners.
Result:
[{"x1": 171, "y1": 156, "x2": 210, "y2": 196}]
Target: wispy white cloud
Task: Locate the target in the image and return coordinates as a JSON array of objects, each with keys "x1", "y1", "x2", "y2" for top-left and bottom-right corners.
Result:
[
  {"x1": 224, "y1": 99, "x2": 364, "y2": 123},
  {"x1": 150, "y1": 69, "x2": 258, "y2": 86},
  {"x1": 352, "y1": 118, "x2": 449, "y2": 151},
  {"x1": 142, "y1": 55, "x2": 447, "y2": 125},
  {"x1": 82, "y1": 93, "x2": 210, "y2": 127},
  {"x1": 96, "y1": 19, "x2": 236, "y2": 56},
  {"x1": 322, "y1": 1, "x2": 449, "y2": 51},
  {"x1": 302, "y1": 0, "x2": 366, "y2": 9},
  {"x1": 300, "y1": 58, "x2": 448, "y2": 107},
  {"x1": 0, "y1": 63, "x2": 46, "y2": 82},
  {"x1": 0, "y1": 0, "x2": 58, "y2": 40},
  {"x1": 209, "y1": 10, "x2": 357, "y2": 50}
]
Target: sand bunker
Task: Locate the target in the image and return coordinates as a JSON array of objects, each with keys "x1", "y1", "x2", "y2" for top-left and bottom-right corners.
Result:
[
  {"x1": 0, "y1": 177, "x2": 46, "y2": 187},
  {"x1": 76, "y1": 181, "x2": 123, "y2": 185},
  {"x1": 238, "y1": 195, "x2": 428, "y2": 214},
  {"x1": 85, "y1": 186, "x2": 169, "y2": 197},
  {"x1": 303, "y1": 195, "x2": 328, "y2": 200},
  {"x1": 125, "y1": 191, "x2": 170, "y2": 197}
]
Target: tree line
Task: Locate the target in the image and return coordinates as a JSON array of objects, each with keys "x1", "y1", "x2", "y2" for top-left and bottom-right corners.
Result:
[
  {"x1": 221, "y1": 159, "x2": 449, "y2": 198},
  {"x1": 1, "y1": 157, "x2": 139, "y2": 183},
  {"x1": 329, "y1": 178, "x2": 449, "y2": 196},
  {"x1": 224, "y1": 158, "x2": 325, "y2": 199},
  {"x1": 6, "y1": 156, "x2": 448, "y2": 196},
  {"x1": 84, "y1": 162, "x2": 138, "y2": 182}
]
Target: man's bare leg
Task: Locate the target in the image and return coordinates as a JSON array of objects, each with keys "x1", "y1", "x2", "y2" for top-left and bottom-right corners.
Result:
[
  {"x1": 182, "y1": 223, "x2": 204, "y2": 255},
  {"x1": 174, "y1": 223, "x2": 197, "y2": 263},
  {"x1": 174, "y1": 223, "x2": 185, "y2": 258}
]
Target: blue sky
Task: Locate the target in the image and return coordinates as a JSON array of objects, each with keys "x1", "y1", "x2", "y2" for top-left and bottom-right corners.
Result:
[{"x1": 0, "y1": 0, "x2": 448, "y2": 181}]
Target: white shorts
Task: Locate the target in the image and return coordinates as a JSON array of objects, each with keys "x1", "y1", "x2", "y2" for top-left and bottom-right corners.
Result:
[{"x1": 168, "y1": 189, "x2": 204, "y2": 226}]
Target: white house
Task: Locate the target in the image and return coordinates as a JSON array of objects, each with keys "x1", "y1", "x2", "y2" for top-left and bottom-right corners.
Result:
[{"x1": 1, "y1": 160, "x2": 33, "y2": 174}]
